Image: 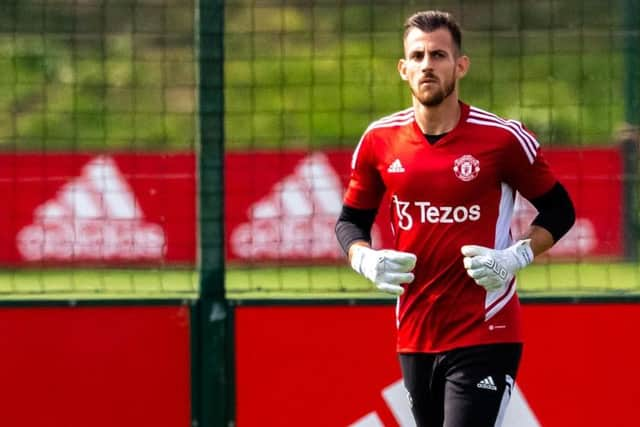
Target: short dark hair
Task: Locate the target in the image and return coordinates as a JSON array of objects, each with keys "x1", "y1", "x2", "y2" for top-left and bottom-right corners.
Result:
[{"x1": 403, "y1": 11, "x2": 462, "y2": 54}]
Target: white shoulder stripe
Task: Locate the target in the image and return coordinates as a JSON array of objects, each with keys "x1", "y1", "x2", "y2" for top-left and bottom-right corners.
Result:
[
  {"x1": 469, "y1": 108, "x2": 539, "y2": 148},
  {"x1": 351, "y1": 112, "x2": 414, "y2": 170},
  {"x1": 368, "y1": 115, "x2": 414, "y2": 131},
  {"x1": 467, "y1": 117, "x2": 536, "y2": 164},
  {"x1": 368, "y1": 108, "x2": 413, "y2": 128},
  {"x1": 470, "y1": 109, "x2": 540, "y2": 151},
  {"x1": 469, "y1": 108, "x2": 540, "y2": 152},
  {"x1": 382, "y1": 107, "x2": 414, "y2": 119}
]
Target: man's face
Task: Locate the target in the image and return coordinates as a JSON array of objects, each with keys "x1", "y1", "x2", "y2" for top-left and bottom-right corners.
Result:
[{"x1": 398, "y1": 27, "x2": 468, "y2": 107}]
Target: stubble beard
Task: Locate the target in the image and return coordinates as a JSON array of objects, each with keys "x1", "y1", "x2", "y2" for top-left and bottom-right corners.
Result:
[{"x1": 413, "y1": 72, "x2": 456, "y2": 107}]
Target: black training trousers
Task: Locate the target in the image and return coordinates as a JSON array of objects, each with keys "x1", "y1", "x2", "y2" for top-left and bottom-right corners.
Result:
[{"x1": 399, "y1": 343, "x2": 522, "y2": 427}]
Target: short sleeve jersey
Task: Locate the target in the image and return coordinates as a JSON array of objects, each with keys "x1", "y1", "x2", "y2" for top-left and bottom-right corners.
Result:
[{"x1": 344, "y1": 102, "x2": 557, "y2": 353}]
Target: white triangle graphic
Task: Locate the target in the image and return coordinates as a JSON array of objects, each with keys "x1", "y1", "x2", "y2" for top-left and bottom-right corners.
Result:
[
  {"x1": 350, "y1": 379, "x2": 540, "y2": 427},
  {"x1": 230, "y1": 152, "x2": 382, "y2": 260},
  {"x1": 17, "y1": 156, "x2": 166, "y2": 261},
  {"x1": 349, "y1": 412, "x2": 384, "y2": 427},
  {"x1": 503, "y1": 384, "x2": 541, "y2": 427},
  {"x1": 382, "y1": 379, "x2": 416, "y2": 427},
  {"x1": 388, "y1": 159, "x2": 405, "y2": 173}
]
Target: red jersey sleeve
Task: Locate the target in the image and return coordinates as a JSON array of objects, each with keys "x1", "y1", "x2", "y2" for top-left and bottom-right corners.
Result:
[
  {"x1": 501, "y1": 124, "x2": 557, "y2": 200},
  {"x1": 343, "y1": 131, "x2": 386, "y2": 209}
]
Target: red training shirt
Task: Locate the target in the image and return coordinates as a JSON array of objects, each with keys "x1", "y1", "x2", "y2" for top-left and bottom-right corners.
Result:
[{"x1": 344, "y1": 102, "x2": 557, "y2": 353}]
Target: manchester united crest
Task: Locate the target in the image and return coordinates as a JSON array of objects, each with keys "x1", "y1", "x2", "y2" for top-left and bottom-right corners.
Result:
[{"x1": 453, "y1": 155, "x2": 480, "y2": 182}]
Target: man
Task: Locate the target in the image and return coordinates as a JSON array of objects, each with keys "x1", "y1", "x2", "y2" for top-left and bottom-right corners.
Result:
[{"x1": 335, "y1": 10, "x2": 575, "y2": 427}]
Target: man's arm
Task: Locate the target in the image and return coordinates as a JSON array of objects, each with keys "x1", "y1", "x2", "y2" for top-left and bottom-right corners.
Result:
[
  {"x1": 525, "y1": 181, "x2": 576, "y2": 255},
  {"x1": 348, "y1": 241, "x2": 370, "y2": 262},
  {"x1": 335, "y1": 205, "x2": 377, "y2": 255},
  {"x1": 519, "y1": 225, "x2": 554, "y2": 257}
]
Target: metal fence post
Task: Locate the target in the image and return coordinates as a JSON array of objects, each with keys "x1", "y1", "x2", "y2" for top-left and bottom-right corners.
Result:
[{"x1": 193, "y1": 0, "x2": 233, "y2": 426}]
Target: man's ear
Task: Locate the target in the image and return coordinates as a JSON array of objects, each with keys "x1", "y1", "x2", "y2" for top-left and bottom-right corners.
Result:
[
  {"x1": 456, "y1": 55, "x2": 470, "y2": 79},
  {"x1": 397, "y1": 58, "x2": 408, "y2": 81}
]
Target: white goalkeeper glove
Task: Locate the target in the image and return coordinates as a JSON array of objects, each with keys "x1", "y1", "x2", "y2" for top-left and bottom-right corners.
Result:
[
  {"x1": 350, "y1": 246, "x2": 417, "y2": 295},
  {"x1": 460, "y1": 239, "x2": 534, "y2": 292}
]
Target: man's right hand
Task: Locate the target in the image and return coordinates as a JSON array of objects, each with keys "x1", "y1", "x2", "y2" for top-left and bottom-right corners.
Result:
[{"x1": 350, "y1": 246, "x2": 417, "y2": 295}]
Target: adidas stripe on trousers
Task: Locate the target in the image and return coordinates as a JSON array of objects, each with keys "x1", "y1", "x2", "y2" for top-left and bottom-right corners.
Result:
[{"x1": 399, "y1": 343, "x2": 522, "y2": 427}]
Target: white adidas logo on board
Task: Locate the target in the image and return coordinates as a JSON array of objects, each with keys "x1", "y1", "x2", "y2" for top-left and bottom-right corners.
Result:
[
  {"x1": 230, "y1": 152, "x2": 381, "y2": 260},
  {"x1": 16, "y1": 156, "x2": 166, "y2": 261}
]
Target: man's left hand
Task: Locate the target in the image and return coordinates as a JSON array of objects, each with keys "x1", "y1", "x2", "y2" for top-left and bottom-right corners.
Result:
[{"x1": 460, "y1": 239, "x2": 534, "y2": 291}]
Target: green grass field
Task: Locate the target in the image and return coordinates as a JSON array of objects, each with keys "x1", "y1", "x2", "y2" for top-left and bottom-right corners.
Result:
[
  {"x1": 1, "y1": 262, "x2": 640, "y2": 300},
  {"x1": 226, "y1": 262, "x2": 640, "y2": 299},
  {"x1": 0, "y1": 268, "x2": 199, "y2": 301}
]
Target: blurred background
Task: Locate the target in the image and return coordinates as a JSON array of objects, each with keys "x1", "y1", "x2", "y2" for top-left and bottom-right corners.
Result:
[
  {"x1": 0, "y1": 0, "x2": 639, "y2": 298},
  {"x1": 2, "y1": 2, "x2": 640, "y2": 427},
  {"x1": 0, "y1": 0, "x2": 640, "y2": 296}
]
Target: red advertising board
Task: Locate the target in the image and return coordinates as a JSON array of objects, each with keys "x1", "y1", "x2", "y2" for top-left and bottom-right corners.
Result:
[
  {"x1": 0, "y1": 304, "x2": 191, "y2": 427},
  {"x1": 226, "y1": 147, "x2": 623, "y2": 263},
  {"x1": 0, "y1": 153, "x2": 196, "y2": 266},
  {"x1": 235, "y1": 302, "x2": 640, "y2": 427},
  {"x1": 511, "y1": 148, "x2": 624, "y2": 259},
  {"x1": 0, "y1": 147, "x2": 623, "y2": 266}
]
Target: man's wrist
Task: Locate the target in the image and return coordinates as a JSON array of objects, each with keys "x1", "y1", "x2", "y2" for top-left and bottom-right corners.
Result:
[
  {"x1": 512, "y1": 239, "x2": 534, "y2": 269},
  {"x1": 348, "y1": 242, "x2": 371, "y2": 264},
  {"x1": 349, "y1": 244, "x2": 367, "y2": 275}
]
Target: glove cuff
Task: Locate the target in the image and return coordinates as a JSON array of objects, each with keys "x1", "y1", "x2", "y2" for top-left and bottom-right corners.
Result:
[
  {"x1": 513, "y1": 239, "x2": 534, "y2": 268},
  {"x1": 350, "y1": 245, "x2": 372, "y2": 275}
]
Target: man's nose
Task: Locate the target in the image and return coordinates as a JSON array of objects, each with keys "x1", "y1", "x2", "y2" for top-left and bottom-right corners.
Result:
[{"x1": 420, "y1": 56, "x2": 432, "y2": 71}]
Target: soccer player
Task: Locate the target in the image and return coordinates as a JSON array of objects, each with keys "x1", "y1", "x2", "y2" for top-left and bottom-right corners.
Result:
[{"x1": 335, "y1": 10, "x2": 575, "y2": 427}]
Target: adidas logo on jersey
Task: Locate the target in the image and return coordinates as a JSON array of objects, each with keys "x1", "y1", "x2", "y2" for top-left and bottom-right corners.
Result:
[
  {"x1": 16, "y1": 156, "x2": 166, "y2": 261},
  {"x1": 387, "y1": 159, "x2": 405, "y2": 173},
  {"x1": 477, "y1": 376, "x2": 498, "y2": 391}
]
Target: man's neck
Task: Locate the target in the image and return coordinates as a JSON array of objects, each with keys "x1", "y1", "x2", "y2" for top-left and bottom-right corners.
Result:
[{"x1": 413, "y1": 95, "x2": 461, "y2": 135}]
